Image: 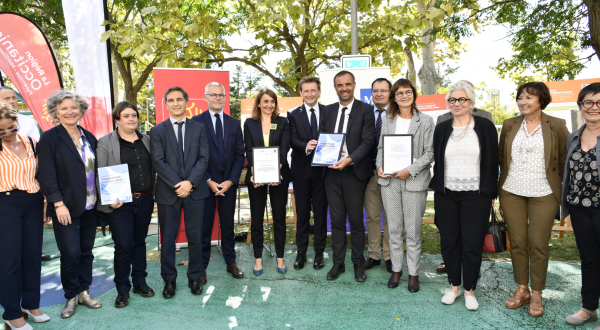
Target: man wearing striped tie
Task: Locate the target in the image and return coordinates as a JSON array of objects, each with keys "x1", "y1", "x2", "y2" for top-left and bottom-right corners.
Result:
[{"x1": 363, "y1": 78, "x2": 393, "y2": 273}]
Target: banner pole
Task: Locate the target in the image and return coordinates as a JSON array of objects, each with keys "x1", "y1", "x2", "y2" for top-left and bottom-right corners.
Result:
[
  {"x1": 103, "y1": 0, "x2": 116, "y2": 130},
  {"x1": 0, "y1": 71, "x2": 4, "y2": 86}
]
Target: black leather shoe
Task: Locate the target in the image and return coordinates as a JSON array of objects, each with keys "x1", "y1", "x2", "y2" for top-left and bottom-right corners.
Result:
[
  {"x1": 408, "y1": 275, "x2": 420, "y2": 293},
  {"x1": 294, "y1": 252, "x2": 307, "y2": 270},
  {"x1": 354, "y1": 263, "x2": 367, "y2": 282},
  {"x1": 133, "y1": 284, "x2": 155, "y2": 297},
  {"x1": 115, "y1": 292, "x2": 129, "y2": 308},
  {"x1": 162, "y1": 281, "x2": 176, "y2": 299},
  {"x1": 227, "y1": 263, "x2": 244, "y2": 279},
  {"x1": 313, "y1": 252, "x2": 325, "y2": 270},
  {"x1": 189, "y1": 280, "x2": 203, "y2": 295},
  {"x1": 326, "y1": 263, "x2": 345, "y2": 280},
  {"x1": 386, "y1": 259, "x2": 393, "y2": 273},
  {"x1": 387, "y1": 271, "x2": 403, "y2": 288},
  {"x1": 199, "y1": 270, "x2": 207, "y2": 285},
  {"x1": 363, "y1": 258, "x2": 381, "y2": 270},
  {"x1": 41, "y1": 254, "x2": 51, "y2": 261}
]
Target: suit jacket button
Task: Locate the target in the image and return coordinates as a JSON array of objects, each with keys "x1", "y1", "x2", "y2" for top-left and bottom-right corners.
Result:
[{"x1": 553, "y1": 167, "x2": 556, "y2": 171}]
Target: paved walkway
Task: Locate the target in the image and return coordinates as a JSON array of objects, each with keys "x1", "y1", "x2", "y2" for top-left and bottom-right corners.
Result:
[{"x1": 2, "y1": 229, "x2": 593, "y2": 329}]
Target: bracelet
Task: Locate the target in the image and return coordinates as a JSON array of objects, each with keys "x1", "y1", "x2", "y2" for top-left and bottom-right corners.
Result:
[{"x1": 54, "y1": 204, "x2": 65, "y2": 210}]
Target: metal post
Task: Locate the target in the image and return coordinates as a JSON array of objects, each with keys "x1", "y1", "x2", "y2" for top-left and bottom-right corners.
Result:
[{"x1": 351, "y1": 0, "x2": 358, "y2": 55}]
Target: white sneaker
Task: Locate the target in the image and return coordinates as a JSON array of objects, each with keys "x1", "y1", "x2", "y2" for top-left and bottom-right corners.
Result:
[
  {"x1": 441, "y1": 290, "x2": 461, "y2": 305},
  {"x1": 465, "y1": 294, "x2": 479, "y2": 311},
  {"x1": 21, "y1": 308, "x2": 51, "y2": 323}
]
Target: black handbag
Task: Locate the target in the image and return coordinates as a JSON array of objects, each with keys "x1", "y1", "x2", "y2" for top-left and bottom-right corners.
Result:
[{"x1": 482, "y1": 207, "x2": 507, "y2": 253}]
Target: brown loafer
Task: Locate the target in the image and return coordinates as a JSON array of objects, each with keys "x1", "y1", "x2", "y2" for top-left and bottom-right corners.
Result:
[
  {"x1": 199, "y1": 270, "x2": 207, "y2": 286},
  {"x1": 227, "y1": 263, "x2": 244, "y2": 279},
  {"x1": 506, "y1": 285, "x2": 531, "y2": 309},
  {"x1": 528, "y1": 291, "x2": 544, "y2": 317},
  {"x1": 436, "y1": 262, "x2": 446, "y2": 273}
]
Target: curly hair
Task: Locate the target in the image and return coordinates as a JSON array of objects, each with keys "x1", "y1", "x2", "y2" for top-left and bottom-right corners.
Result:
[{"x1": 47, "y1": 89, "x2": 89, "y2": 121}]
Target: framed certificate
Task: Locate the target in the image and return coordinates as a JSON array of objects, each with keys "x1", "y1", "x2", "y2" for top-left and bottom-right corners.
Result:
[
  {"x1": 382, "y1": 134, "x2": 413, "y2": 175},
  {"x1": 98, "y1": 164, "x2": 133, "y2": 205},
  {"x1": 252, "y1": 146, "x2": 281, "y2": 184},
  {"x1": 311, "y1": 133, "x2": 346, "y2": 166}
]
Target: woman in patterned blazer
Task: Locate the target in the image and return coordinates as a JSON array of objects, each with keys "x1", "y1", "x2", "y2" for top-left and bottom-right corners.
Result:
[{"x1": 376, "y1": 79, "x2": 434, "y2": 292}]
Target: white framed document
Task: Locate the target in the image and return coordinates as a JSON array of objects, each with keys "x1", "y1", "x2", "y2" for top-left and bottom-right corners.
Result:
[
  {"x1": 252, "y1": 146, "x2": 281, "y2": 184},
  {"x1": 382, "y1": 134, "x2": 413, "y2": 175},
  {"x1": 98, "y1": 164, "x2": 133, "y2": 205},
  {"x1": 311, "y1": 133, "x2": 345, "y2": 166}
]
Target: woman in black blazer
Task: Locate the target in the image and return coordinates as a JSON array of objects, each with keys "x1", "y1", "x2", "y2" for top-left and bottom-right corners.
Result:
[
  {"x1": 244, "y1": 88, "x2": 292, "y2": 275},
  {"x1": 37, "y1": 90, "x2": 102, "y2": 319}
]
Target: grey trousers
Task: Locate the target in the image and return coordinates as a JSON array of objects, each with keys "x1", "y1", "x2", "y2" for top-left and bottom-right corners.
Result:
[{"x1": 380, "y1": 178, "x2": 427, "y2": 275}]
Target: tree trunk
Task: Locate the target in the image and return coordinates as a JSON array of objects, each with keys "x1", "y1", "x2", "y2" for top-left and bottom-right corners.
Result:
[
  {"x1": 403, "y1": 47, "x2": 417, "y2": 86},
  {"x1": 111, "y1": 53, "x2": 120, "y2": 105},
  {"x1": 417, "y1": 0, "x2": 442, "y2": 95},
  {"x1": 584, "y1": 0, "x2": 600, "y2": 62}
]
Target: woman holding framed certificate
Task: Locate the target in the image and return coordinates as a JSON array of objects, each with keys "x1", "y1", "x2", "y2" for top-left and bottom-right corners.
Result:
[
  {"x1": 376, "y1": 79, "x2": 434, "y2": 292},
  {"x1": 97, "y1": 101, "x2": 156, "y2": 308},
  {"x1": 243, "y1": 88, "x2": 292, "y2": 275}
]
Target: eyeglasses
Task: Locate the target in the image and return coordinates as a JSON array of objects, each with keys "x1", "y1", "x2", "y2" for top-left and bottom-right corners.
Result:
[
  {"x1": 395, "y1": 90, "x2": 413, "y2": 97},
  {"x1": 0, "y1": 127, "x2": 19, "y2": 138},
  {"x1": 372, "y1": 89, "x2": 389, "y2": 94},
  {"x1": 207, "y1": 93, "x2": 226, "y2": 99},
  {"x1": 448, "y1": 98, "x2": 470, "y2": 105},
  {"x1": 580, "y1": 100, "x2": 600, "y2": 109}
]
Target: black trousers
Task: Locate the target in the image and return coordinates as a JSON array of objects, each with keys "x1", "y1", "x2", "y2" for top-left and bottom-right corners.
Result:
[
  {"x1": 434, "y1": 190, "x2": 490, "y2": 291},
  {"x1": 158, "y1": 197, "x2": 204, "y2": 282},
  {"x1": 53, "y1": 208, "x2": 98, "y2": 299},
  {"x1": 248, "y1": 182, "x2": 290, "y2": 258},
  {"x1": 568, "y1": 205, "x2": 600, "y2": 310},
  {"x1": 324, "y1": 168, "x2": 368, "y2": 265},
  {"x1": 106, "y1": 195, "x2": 154, "y2": 294},
  {"x1": 202, "y1": 174, "x2": 237, "y2": 270},
  {"x1": 0, "y1": 190, "x2": 43, "y2": 320},
  {"x1": 293, "y1": 170, "x2": 328, "y2": 254}
]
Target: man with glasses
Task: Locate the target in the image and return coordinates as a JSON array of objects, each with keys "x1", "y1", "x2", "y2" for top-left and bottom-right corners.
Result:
[
  {"x1": 364, "y1": 78, "x2": 393, "y2": 273},
  {"x1": 191, "y1": 82, "x2": 245, "y2": 284}
]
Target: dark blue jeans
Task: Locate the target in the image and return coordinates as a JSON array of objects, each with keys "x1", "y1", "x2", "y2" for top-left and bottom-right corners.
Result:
[
  {"x1": 0, "y1": 190, "x2": 43, "y2": 320},
  {"x1": 106, "y1": 195, "x2": 154, "y2": 293},
  {"x1": 53, "y1": 209, "x2": 97, "y2": 299}
]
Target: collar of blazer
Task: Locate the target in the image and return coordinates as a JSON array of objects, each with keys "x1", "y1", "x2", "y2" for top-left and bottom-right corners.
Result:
[
  {"x1": 163, "y1": 118, "x2": 193, "y2": 163},
  {"x1": 108, "y1": 129, "x2": 150, "y2": 164},
  {"x1": 200, "y1": 110, "x2": 230, "y2": 151},
  {"x1": 250, "y1": 117, "x2": 278, "y2": 147},
  {"x1": 504, "y1": 112, "x2": 553, "y2": 171},
  {"x1": 57, "y1": 124, "x2": 87, "y2": 164},
  {"x1": 385, "y1": 109, "x2": 421, "y2": 135},
  {"x1": 299, "y1": 103, "x2": 321, "y2": 138}
]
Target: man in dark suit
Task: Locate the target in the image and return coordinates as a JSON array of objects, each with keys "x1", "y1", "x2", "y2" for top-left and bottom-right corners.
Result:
[
  {"x1": 191, "y1": 82, "x2": 245, "y2": 283},
  {"x1": 150, "y1": 86, "x2": 209, "y2": 298},
  {"x1": 287, "y1": 76, "x2": 328, "y2": 270},
  {"x1": 320, "y1": 71, "x2": 375, "y2": 282}
]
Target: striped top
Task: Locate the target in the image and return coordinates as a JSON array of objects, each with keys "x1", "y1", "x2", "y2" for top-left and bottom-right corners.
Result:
[{"x1": 0, "y1": 133, "x2": 40, "y2": 193}]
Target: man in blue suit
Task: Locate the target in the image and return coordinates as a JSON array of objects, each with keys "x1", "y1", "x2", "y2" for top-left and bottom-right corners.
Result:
[
  {"x1": 191, "y1": 82, "x2": 245, "y2": 283},
  {"x1": 287, "y1": 76, "x2": 328, "y2": 270},
  {"x1": 150, "y1": 86, "x2": 209, "y2": 299}
]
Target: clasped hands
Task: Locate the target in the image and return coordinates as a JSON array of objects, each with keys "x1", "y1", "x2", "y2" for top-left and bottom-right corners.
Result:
[
  {"x1": 175, "y1": 180, "x2": 193, "y2": 198},
  {"x1": 208, "y1": 180, "x2": 234, "y2": 196},
  {"x1": 377, "y1": 166, "x2": 411, "y2": 180}
]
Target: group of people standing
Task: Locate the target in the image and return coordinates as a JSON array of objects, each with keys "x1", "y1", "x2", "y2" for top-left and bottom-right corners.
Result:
[{"x1": 0, "y1": 73, "x2": 599, "y2": 329}]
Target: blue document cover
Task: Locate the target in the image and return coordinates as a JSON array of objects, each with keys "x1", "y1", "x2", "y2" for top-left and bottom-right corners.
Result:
[{"x1": 98, "y1": 164, "x2": 132, "y2": 205}]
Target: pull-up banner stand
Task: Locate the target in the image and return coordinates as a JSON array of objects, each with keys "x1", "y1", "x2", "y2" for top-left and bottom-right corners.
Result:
[{"x1": 0, "y1": 12, "x2": 63, "y2": 131}]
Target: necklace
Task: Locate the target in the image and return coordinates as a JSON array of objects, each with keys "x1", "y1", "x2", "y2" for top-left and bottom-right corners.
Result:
[{"x1": 450, "y1": 116, "x2": 473, "y2": 142}]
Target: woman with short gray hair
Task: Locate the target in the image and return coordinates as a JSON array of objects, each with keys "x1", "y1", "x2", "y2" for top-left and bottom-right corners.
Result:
[{"x1": 38, "y1": 89, "x2": 102, "y2": 318}]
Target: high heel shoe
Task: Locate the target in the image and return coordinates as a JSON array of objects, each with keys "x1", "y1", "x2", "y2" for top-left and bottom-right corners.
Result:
[
  {"x1": 253, "y1": 268, "x2": 263, "y2": 276},
  {"x1": 21, "y1": 309, "x2": 50, "y2": 323},
  {"x1": 277, "y1": 266, "x2": 287, "y2": 274},
  {"x1": 3, "y1": 320, "x2": 33, "y2": 330}
]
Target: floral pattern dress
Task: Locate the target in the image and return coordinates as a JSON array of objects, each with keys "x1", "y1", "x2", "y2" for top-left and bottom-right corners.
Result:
[
  {"x1": 76, "y1": 129, "x2": 97, "y2": 210},
  {"x1": 567, "y1": 144, "x2": 600, "y2": 208}
]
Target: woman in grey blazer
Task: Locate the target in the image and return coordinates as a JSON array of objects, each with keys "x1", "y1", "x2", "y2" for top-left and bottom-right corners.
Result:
[
  {"x1": 376, "y1": 79, "x2": 434, "y2": 292},
  {"x1": 97, "y1": 101, "x2": 156, "y2": 308}
]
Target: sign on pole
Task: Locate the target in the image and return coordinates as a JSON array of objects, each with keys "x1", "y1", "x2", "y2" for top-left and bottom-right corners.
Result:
[{"x1": 341, "y1": 55, "x2": 371, "y2": 69}]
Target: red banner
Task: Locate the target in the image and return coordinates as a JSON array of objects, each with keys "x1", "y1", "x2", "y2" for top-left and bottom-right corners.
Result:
[
  {"x1": 153, "y1": 68, "x2": 230, "y2": 245},
  {"x1": 0, "y1": 12, "x2": 63, "y2": 131}
]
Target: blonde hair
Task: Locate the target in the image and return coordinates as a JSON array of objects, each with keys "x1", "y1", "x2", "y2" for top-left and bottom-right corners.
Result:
[{"x1": 0, "y1": 102, "x2": 18, "y2": 120}]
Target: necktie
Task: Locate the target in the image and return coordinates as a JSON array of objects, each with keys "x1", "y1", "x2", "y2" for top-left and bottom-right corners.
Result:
[
  {"x1": 337, "y1": 107, "x2": 347, "y2": 134},
  {"x1": 175, "y1": 121, "x2": 185, "y2": 175},
  {"x1": 375, "y1": 109, "x2": 384, "y2": 147},
  {"x1": 310, "y1": 108, "x2": 318, "y2": 139},
  {"x1": 215, "y1": 113, "x2": 225, "y2": 172}
]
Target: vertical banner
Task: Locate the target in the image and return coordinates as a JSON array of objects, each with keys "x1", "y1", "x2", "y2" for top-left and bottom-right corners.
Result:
[
  {"x1": 0, "y1": 13, "x2": 63, "y2": 131},
  {"x1": 62, "y1": 0, "x2": 113, "y2": 138},
  {"x1": 153, "y1": 68, "x2": 230, "y2": 246}
]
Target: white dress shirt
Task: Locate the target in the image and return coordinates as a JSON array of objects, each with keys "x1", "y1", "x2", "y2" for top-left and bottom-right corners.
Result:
[
  {"x1": 169, "y1": 116, "x2": 187, "y2": 151},
  {"x1": 304, "y1": 103, "x2": 320, "y2": 154},
  {"x1": 334, "y1": 99, "x2": 354, "y2": 159},
  {"x1": 208, "y1": 109, "x2": 225, "y2": 138},
  {"x1": 17, "y1": 114, "x2": 40, "y2": 141},
  {"x1": 373, "y1": 104, "x2": 388, "y2": 127}
]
